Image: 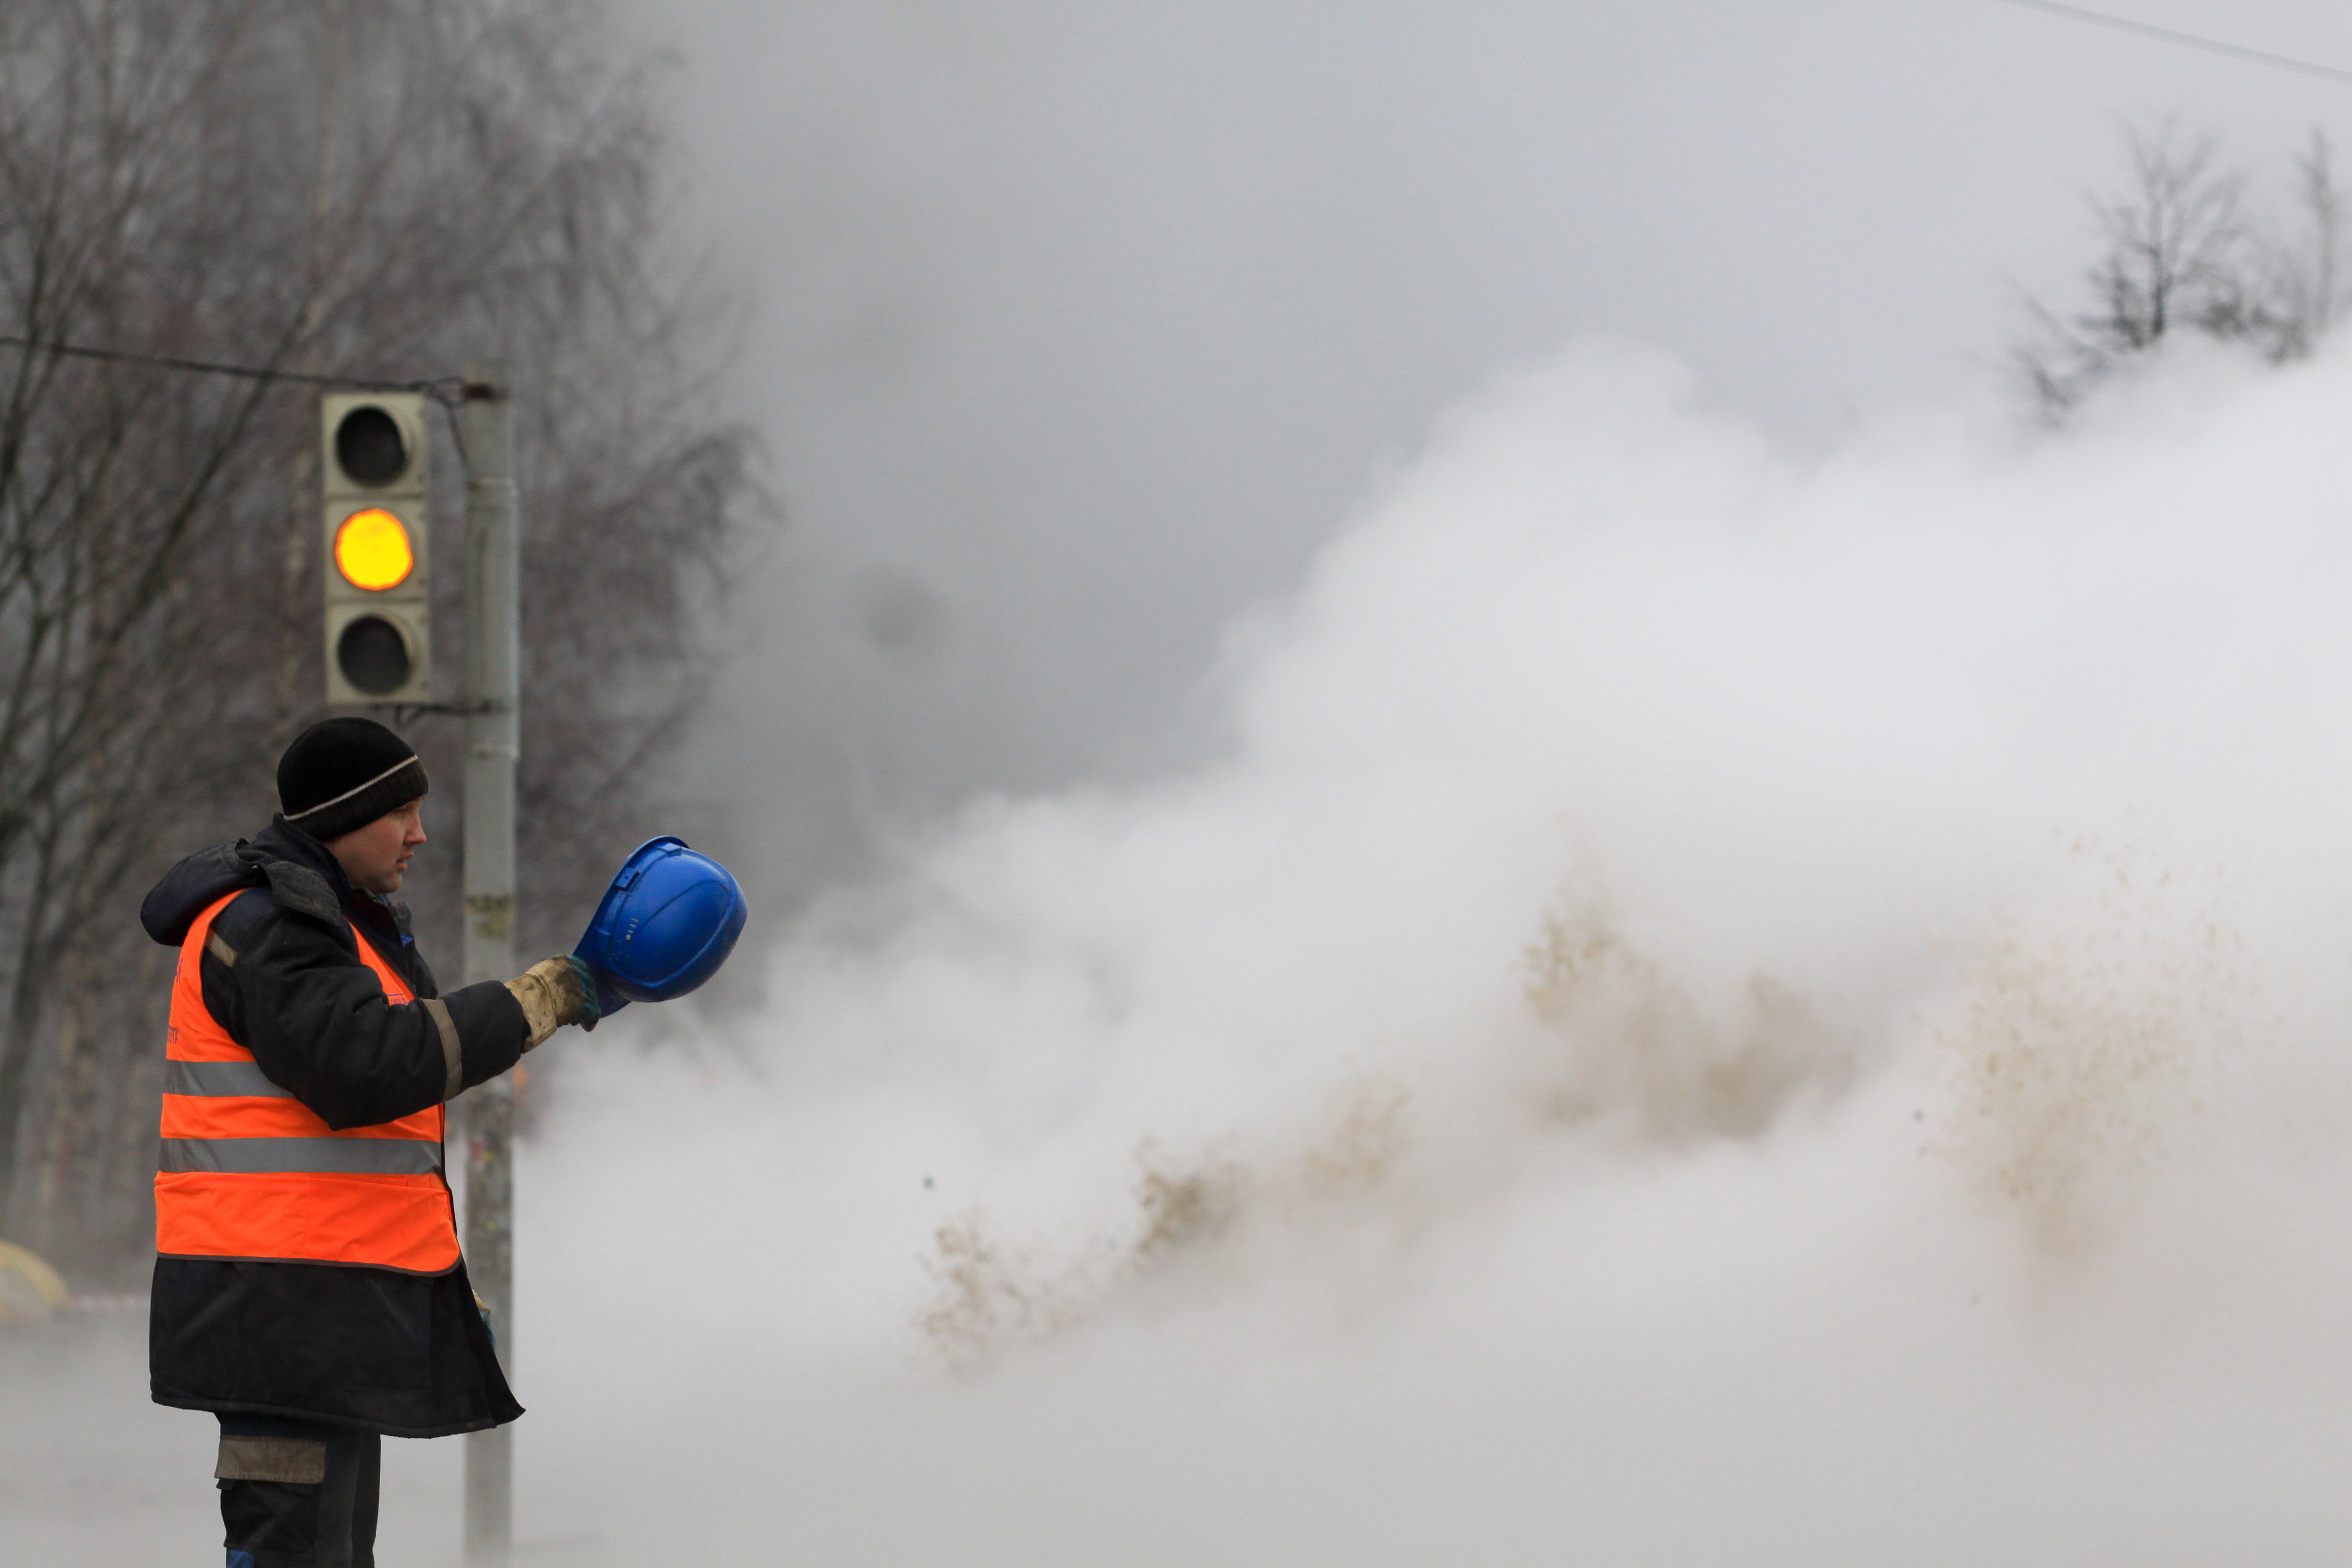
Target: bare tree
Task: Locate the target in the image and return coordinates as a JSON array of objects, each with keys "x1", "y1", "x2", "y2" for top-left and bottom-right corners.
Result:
[
  {"x1": 0, "y1": 1, "x2": 766, "y2": 1274},
  {"x1": 2019, "y1": 120, "x2": 2270, "y2": 414},
  {"x1": 0, "y1": 7, "x2": 319, "y2": 1263},
  {"x1": 2019, "y1": 120, "x2": 2352, "y2": 417}
]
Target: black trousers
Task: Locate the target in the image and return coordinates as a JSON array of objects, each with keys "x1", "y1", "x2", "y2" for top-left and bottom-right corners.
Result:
[{"x1": 216, "y1": 1413, "x2": 381, "y2": 1568}]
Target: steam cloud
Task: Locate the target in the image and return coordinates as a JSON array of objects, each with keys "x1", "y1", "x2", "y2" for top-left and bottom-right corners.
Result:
[{"x1": 44, "y1": 338, "x2": 2352, "y2": 1564}]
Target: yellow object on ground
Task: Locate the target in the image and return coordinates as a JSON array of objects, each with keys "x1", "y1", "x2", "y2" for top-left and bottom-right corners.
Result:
[{"x1": 0, "y1": 1239, "x2": 69, "y2": 1323}]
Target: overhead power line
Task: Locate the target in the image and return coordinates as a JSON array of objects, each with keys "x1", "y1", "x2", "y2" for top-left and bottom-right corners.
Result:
[
  {"x1": 0, "y1": 334, "x2": 466, "y2": 404},
  {"x1": 1987, "y1": 0, "x2": 2352, "y2": 88}
]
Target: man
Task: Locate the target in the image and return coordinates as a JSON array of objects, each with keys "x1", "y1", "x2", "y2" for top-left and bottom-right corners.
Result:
[{"x1": 139, "y1": 717, "x2": 599, "y2": 1568}]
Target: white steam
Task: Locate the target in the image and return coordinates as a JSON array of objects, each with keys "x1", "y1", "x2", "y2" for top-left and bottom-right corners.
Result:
[{"x1": 515, "y1": 339, "x2": 2352, "y2": 1565}]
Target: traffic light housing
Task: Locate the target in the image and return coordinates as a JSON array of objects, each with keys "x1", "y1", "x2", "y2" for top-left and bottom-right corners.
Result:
[{"x1": 322, "y1": 393, "x2": 430, "y2": 703}]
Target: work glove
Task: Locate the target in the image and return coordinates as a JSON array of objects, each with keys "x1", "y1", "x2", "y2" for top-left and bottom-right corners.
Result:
[{"x1": 505, "y1": 955, "x2": 602, "y2": 1050}]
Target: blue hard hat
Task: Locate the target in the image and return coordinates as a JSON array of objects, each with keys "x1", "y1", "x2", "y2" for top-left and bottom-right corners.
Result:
[{"x1": 573, "y1": 836, "x2": 748, "y2": 1015}]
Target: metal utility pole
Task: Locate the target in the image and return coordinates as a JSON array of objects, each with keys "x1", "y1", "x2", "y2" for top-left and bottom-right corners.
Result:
[{"x1": 459, "y1": 362, "x2": 519, "y2": 1565}]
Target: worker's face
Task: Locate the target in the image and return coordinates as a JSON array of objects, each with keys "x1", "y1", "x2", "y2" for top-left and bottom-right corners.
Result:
[{"x1": 327, "y1": 798, "x2": 426, "y2": 895}]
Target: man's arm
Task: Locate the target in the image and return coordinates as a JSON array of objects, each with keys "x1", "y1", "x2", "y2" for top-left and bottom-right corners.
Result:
[{"x1": 200, "y1": 892, "x2": 529, "y2": 1129}]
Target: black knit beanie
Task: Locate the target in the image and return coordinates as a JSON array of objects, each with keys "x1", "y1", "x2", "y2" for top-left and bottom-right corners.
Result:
[{"x1": 278, "y1": 718, "x2": 429, "y2": 843}]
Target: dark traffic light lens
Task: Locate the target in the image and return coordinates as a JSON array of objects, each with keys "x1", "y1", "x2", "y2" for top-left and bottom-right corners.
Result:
[
  {"x1": 337, "y1": 615, "x2": 412, "y2": 695},
  {"x1": 334, "y1": 406, "x2": 408, "y2": 487}
]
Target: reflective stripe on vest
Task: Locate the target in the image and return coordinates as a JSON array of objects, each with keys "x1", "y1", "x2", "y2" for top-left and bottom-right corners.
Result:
[{"x1": 154, "y1": 890, "x2": 460, "y2": 1274}]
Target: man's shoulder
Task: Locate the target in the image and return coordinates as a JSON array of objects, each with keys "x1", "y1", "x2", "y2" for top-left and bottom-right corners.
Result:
[
  {"x1": 144, "y1": 822, "x2": 353, "y2": 949},
  {"x1": 256, "y1": 860, "x2": 343, "y2": 929},
  {"x1": 207, "y1": 865, "x2": 352, "y2": 959},
  {"x1": 140, "y1": 841, "x2": 258, "y2": 947}
]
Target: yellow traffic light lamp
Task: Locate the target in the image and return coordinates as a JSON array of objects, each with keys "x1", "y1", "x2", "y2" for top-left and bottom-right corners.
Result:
[
  {"x1": 321, "y1": 394, "x2": 430, "y2": 703},
  {"x1": 333, "y1": 507, "x2": 415, "y2": 591}
]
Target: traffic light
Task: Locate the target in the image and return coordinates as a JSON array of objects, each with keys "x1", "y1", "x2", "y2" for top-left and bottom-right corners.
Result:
[{"x1": 322, "y1": 393, "x2": 430, "y2": 703}]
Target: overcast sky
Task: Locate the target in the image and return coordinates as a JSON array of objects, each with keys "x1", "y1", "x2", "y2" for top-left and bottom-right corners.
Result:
[{"x1": 617, "y1": 0, "x2": 2352, "y2": 900}]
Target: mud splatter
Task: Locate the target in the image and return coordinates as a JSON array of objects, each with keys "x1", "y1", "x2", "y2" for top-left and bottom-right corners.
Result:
[
  {"x1": 1300, "y1": 1074, "x2": 1412, "y2": 1197},
  {"x1": 917, "y1": 1208, "x2": 1079, "y2": 1370},
  {"x1": 915, "y1": 881, "x2": 1868, "y2": 1370},
  {"x1": 1521, "y1": 894, "x2": 1855, "y2": 1143},
  {"x1": 919, "y1": 1071, "x2": 1416, "y2": 1369},
  {"x1": 918, "y1": 844, "x2": 2269, "y2": 1372},
  {"x1": 1939, "y1": 843, "x2": 2250, "y2": 1261}
]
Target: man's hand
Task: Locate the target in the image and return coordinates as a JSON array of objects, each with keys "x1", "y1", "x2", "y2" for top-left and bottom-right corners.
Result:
[{"x1": 504, "y1": 956, "x2": 602, "y2": 1050}]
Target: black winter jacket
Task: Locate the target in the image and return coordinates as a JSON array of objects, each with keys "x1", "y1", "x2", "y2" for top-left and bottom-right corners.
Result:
[{"x1": 142, "y1": 819, "x2": 531, "y2": 1436}]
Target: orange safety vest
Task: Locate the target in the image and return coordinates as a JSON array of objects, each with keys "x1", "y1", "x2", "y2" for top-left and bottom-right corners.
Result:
[{"x1": 154, "y1": 890, "x2": 460, "y2": 1274}]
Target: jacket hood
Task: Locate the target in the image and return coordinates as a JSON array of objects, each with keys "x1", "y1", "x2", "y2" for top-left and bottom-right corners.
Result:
[{"x1": 141, "y1": 819, "x2": 356, "y2": 947}]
